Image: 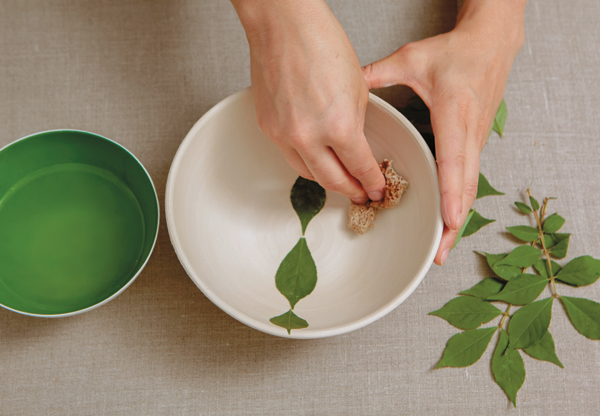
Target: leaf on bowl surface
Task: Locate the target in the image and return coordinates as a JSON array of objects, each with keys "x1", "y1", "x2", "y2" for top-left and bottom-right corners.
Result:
[
  {"x1": 275, "y1": 237, "x2": 318, "y2": 309},
  {"x1": 270, "y1": 309, "x2": 309, "y2": 334},
  {"x1": 290, "y1": 176, "x2": 326, "y2": 235}
]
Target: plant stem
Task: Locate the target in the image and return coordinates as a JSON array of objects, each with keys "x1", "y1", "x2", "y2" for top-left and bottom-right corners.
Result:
[
  {"x1": 499, "y1": 304, "x2": 512, "y2": 328},
  {"x1": 527, "y1": 189, "x2": 558, "y2": 297}
]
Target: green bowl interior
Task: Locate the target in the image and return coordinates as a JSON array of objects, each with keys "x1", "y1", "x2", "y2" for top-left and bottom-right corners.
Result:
[{"x1": 0, "y1": 131, "x2": 159, "y2": 315}]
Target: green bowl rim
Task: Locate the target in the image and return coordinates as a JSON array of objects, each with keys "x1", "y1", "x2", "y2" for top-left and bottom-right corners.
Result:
[{"x1": 0, "y1": 129, "x2": 160, "y2": 318}]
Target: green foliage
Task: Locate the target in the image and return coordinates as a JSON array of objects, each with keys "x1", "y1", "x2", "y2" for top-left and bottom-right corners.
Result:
[
  {"x1": 481, "y1": 252, "x2": 523, "y2": 280},
  {"x1": 555, "y1": 256, "x2": 600, "y2": 287},
  {"x1": 523, "y1": 331, "x2": 563, "y2": 368},
  {"x1": 507, "y1": 297, "x2": 553, "y2": 350},
  {"x1": 495, "y1": 245, "x2": 541, "y2": 268},
  {"x1": 429, "y1": 296, "x2": 502, "y2": 330},
  {"x1": 432, "y1": 189, "x2": 600, "y2": 406},
  {"x1": 290, "y1": 177, "x2": 326, "y2": 235},
  {"x1": 460, "y1": 278, "x2": 505, "y2": 300},
  {"x1": 271, "y1": 177, "x2": 326, "y2": 334},
  {"x1": 453, "y1": 209, "x2": 475, "y2": 249},
  {"x1": 463, "y1": 211, "x2": 495, "y2": 237},
  {"x1": 533, "y1": 258, "x2": 562, "y2": 279},
  {"x1": 492, "y1": 99, "x2": 508, "y2": 137},
  {"x1": 492, "y1": 329, "x2": 525, "y2": 406},
  {"x1": 274, "y1": 237, "x2": 318, "y2": 309},
  {"x1": 506, "y1": 225, "x2": 539, "y2": 242},
  {"x1": 560, "y1": 296, "x2": 600, "y2": 339},
  {"x1": 543, "y1": 213, "x2": 565, "y2": 234},
  {"x1": 549, "y1": 234, "x2": 570, "y2": 259},
  {"x1": 477, "y1": 173, "x2": 505, "y2": 199},
  {"x1": 270, "y1": 310, "x2": 309, "y2": 334},
  {"x1": 488, "y1": 274, "x2": 548, "y2": 305},
  {"x1": 514, "y1": 201, "x2": 532, "y2": 214},
  {"x1": 529, "y1": 196, "x2": 540, "y2": 211},
  {"x1": 437, "y1": 327, "x2": 497, "y2": 368}
]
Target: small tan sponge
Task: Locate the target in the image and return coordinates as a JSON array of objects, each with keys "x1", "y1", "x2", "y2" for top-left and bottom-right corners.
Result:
[{"x1": 347, "y1": 159, "x2": 408, "y2": 234}]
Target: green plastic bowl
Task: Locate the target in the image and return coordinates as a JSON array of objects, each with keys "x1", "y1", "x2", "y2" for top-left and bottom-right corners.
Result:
[{"x1": 0, "y1": 130, "x2": 159, "y2": 316}]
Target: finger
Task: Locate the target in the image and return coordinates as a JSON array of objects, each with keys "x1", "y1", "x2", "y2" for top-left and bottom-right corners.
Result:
[
  {"x1": 278, "y1": 145, "x2": 315, "y2": 180},
  {"x1": 362, "y1": 43, "x2": 424, "y2": 90},
  {"x1": 431, "y1": 102, "x2": 467, "y2": 232},
  {"x1": 329, "y1": 131, "x2": 385, "y2": 201},
  {"x1": 298, "y1": 145, "x2": 368, "y2": 203},
  {"x1": 434, "y1": 139, "x2": 481, "y2": 265}
]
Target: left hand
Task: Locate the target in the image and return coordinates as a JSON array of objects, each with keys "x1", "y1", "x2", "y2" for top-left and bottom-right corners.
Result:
[{"x1": 362, "y1": 0, "x2": 526, "y2": 265}]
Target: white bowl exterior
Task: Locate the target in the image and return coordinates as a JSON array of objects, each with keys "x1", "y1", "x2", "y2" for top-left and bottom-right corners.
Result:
[{"x1": 166, "y1": 88, "x2": 442, "y2": 338}]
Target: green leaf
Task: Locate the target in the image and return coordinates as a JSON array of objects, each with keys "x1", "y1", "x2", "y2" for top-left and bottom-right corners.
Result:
[
  {"x1": 495, "y1": 245, "x2": 542, "y2": 268},
  {"x1": 275, "y1": 238, "x2": 318, "y2": 309},
  {"x1": 549, "y1": 234, "x2": 570, "y2": 259},
  {"x1": 507, "y1": 297, "x2": 553, "y2": 350},
  {"x1": 429, "y1": 296, "x2": 502, "y2": 330},
  {"x1": 555, "y1": 256, "x2": 600, "y2": 287},
  {"x1": 506, "y1": 225, "x2": 539, "y2": 242},
  {"x1": 437, "y1": 327, "x2": 497, "y2": 368},
  {"x1": 477, "y1": 173, "x2": 504, "y2": 199},
  {"x1": 529, "y1": 196, "x2": 540, "y2": 211},
  {"x1": 561, "y1": 296, "x2": 600, "y2": 339},
  {"x1": 452, "y1": 209, "x2": 475, "y2": 249},
  {"x1": 290, "y1": 177, "x2": 326, "y2": 235},
  {"x1": 514, "y1": 201, "x2": 532, "y2": 214},
  {"x1": 462, "y1": 211, "x2": 495, "y2": 237},
  {"x1": 269, "y1": 309, "x2": 309, "y2": 334},
  {"x1": 493, "y1": 265, "x2": 523, "y2": 280},
  {"x1": 553, "y1": 232, "x2": 570, "y2": 242},
  {"x1": 488, "y1": 273, "x2": 548, "y2": 305},
  {"x1": 460, "y1": 277, "x2": 506, "y2": 300},
  {"x1": 543, "y1": 213, "x2": 565, "y2": 234},
  {"x1": 492, "y1": 329, "x2": 525, "y2": 407},
  {"x1": 533, "y1": 259, "x2": 562, "y2": 279},
  {"x1": 492, "y1": 99, "x2": 508, "y2": 137},
  {"x1": 481, "y1": 252, "x2": 522, "y2": 280},
  {"x1": 540, "y1": 234, "x2": 558, "y2": 249},
  {"x1": 523, "y1": 331, "x2": 563, "y2": 368}
]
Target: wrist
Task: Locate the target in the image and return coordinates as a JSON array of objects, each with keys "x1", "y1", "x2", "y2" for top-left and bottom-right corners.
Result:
[
  {"x1": 456, "y1": 0, "x2": 526, "y2": 54},
  {"x1": 231, "y1": 0, "x2": 325, "y2": 47}
]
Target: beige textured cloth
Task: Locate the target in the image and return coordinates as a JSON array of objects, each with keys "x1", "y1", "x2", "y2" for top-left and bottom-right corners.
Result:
[{"x1": 1, "y1": 0, "x2": 600, "y2": 414}]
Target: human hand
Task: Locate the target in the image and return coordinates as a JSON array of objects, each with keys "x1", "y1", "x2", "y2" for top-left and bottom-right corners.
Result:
[
  {"x1": 362, "y1": 0, "x2": 526, "y2": 265},
  {"x1": 231, "y1": 0, "x2": 385, "y2": 203}
]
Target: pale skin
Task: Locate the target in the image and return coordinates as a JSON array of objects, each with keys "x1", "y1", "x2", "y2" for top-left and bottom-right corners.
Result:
[{"x1": 231, "y1": 0, "x2": 527, "y2": 265}]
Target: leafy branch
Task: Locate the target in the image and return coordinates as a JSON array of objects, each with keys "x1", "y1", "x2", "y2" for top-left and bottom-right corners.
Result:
[{"x1": 430, "y1": 189, "x2": 600, "y2": 406}]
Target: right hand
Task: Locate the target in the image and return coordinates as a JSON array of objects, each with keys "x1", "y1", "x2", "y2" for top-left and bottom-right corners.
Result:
[{"x1": 231, "y1": 0, "x2": 385, "y2": 203}]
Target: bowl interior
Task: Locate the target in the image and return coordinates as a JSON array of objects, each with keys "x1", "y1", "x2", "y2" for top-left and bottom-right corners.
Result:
[
  {"x1": 0, "y1": 131, "x2": 159, "y2": 316},
  {"x1": 167, "y1": 89, "x2": 441, "y2": 338}
]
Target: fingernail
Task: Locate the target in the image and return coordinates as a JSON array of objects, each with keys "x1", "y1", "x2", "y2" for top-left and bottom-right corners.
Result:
[
  {"x1": 368, "y1": 191, "x2": 383, "y2": 201},
  {"x1": 352, "y1": 195, "x2": 368, "y2": 204},
  {"x1": 441, "y1": 248, "x2": 450, "y2": 265},
  {"x1": 443, "y1": 199, "x2": 462, "y2": 230}
]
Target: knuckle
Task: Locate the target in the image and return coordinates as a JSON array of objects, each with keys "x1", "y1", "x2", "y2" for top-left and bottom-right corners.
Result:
[
  {"x1": 464, "y1": 181, "x2": 479, "y2": 201},
  {"x1": 349, "y1": 162, "x2": 379, "y2": 182},
  {"x1": 326, "y1": 118, "x2": 355, "y2": 144},
  {"x1": 319, "y1": 176, "x2": 347, "y2": 192}
]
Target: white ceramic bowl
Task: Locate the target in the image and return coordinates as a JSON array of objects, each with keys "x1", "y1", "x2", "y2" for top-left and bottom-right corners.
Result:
[{"x1": 166, "y1": 87, "x2": 442, "y2": 339}]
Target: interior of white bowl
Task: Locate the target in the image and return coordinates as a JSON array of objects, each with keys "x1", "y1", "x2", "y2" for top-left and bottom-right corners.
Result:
[{"x1": 166, "y1": 88, "x2": 442, "y2": 338}]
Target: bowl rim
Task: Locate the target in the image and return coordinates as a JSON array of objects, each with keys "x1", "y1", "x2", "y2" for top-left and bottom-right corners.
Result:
[
  {"x1": 165, "y1": 87, "x2": 443, "y2": 339},
  {"x1": 0, "y1": 129, "x2": 160, "y2": 318}
]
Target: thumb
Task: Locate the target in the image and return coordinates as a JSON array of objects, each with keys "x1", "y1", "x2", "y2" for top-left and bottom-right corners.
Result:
[{"x1": 362, "y1": 46, "x2": 413, "y2": 90}]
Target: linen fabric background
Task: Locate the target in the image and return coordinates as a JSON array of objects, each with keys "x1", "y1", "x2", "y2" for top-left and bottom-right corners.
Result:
[{"x1": 1, "y1": 0, "x2": 600, "y2": 414}]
